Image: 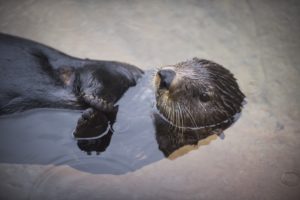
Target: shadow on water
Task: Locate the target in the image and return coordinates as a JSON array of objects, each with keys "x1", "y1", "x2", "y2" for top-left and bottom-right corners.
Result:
[{"x1": 0, "y1": 72, "x2": 238, "y2": 175}]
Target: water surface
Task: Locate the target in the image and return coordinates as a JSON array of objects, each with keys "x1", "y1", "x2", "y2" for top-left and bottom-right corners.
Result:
[{"x1": 0, "y1": 1, "x2": 299, "y2": 199}]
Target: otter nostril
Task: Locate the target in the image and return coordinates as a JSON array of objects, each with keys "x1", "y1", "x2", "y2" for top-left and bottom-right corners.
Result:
[{"x1": 158, "y1": 69, "x2": 176, "y2": 90}]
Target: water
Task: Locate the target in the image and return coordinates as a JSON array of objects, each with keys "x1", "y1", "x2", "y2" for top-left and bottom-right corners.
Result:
[{"x1": 0, "y1": 1, "x2": 299, "y2": 199}]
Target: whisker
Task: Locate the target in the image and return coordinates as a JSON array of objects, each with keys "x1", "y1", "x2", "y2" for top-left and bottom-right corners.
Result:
[
  {"x1": 182, "y1": 105, "x2": 198, "y2": 128},
  {"x1": 178, "y1": 103, "x2": 185, "y2": 136},
  {"x1": 198, "y1": 102, "x2": 208, "y2": 127}
]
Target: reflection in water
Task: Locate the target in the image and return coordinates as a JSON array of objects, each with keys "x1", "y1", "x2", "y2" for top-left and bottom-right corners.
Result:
[
  {"x1": 74, "y1": 109, "x2": 237, "y2": 159},
  {"x1": 77, "y1": 109, "x2": 235, "y2": 159},
  {"x1": 0, "y1": 72, "x2": 239, "y2": 175},
  {"x1": 74, "y1": 110, "x2": 237, "y2": 158},
  {"x1": 77, "y1": 130, "x2": 113, "y2": 155},
  {"x1": 153, "y1": 112, "x2": 237, "y2": 157}
]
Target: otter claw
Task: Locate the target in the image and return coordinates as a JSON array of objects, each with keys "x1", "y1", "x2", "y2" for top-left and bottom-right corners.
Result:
[
  {"x1": 77, "y1": 107, "x2": 96, "y2": 127},
  {"x1": 82, "y1": 108, "x2": 94, "y2": 119},
  {"x1": 83, "y1": 95, "x2": 114, "y2": 112},
  {"x1": 78, "y1": 116, "x2": 87, "y2": 125}
]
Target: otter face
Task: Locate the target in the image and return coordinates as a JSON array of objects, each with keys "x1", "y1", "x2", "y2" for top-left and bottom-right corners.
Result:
[{"x1": 154, "y1": 58, "x2": 245, "y2": 129}]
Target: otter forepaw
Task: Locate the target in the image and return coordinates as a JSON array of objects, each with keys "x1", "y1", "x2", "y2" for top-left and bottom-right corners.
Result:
[{"x1": 74, "y1": 108, "x2": 109, "y2": 138}]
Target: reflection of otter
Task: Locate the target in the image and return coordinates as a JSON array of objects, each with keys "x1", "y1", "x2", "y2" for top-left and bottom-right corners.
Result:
[
  {"x1": 0, "y1": 34, "x2": 143, "y2": 119},
  {"x1": 154, "y1": 113, "x2": 236, "y2": 157},
  {"x1": 74, "y1": 111, "x2": 237, "y2": 157},
  {"x1": 77, "y1": 130, "x2": 113, "y2": 155}
]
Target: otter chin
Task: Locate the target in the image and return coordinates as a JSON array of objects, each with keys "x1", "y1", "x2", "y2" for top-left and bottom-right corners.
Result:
[{"x1": 154, "y1": 57, "x2": 245, "y2": 129}]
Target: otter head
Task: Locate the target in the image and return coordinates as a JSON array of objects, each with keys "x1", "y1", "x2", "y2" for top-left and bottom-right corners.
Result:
[{"x1": 154, "y1": 58, "x2": 245, "y2": 129}]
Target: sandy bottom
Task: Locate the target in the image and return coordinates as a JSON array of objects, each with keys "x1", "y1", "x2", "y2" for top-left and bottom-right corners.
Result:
[{"x1": 0, "y1": 0, "x2": 299, "y2": 199}]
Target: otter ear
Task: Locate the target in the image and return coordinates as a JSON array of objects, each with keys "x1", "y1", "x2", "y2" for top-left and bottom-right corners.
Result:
[{"x1": 57, "y1": 66, "x2": 75, "y2": 86}]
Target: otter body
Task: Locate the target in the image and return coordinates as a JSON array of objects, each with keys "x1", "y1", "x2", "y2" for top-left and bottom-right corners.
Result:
[
  {"x1": 0, "y1": 33, "x2": 245, "y2": 157},
  {"x1": 0, "y1": 34, "x2": 143, "y2": 115}
]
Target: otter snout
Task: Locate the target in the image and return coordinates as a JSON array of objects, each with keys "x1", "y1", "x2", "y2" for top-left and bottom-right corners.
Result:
[{"x1": 158, "y1": 69, "x2": 176, "y2": 90}]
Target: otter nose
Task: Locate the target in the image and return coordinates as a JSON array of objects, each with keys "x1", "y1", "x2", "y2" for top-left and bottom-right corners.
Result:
[{"x1": 158, "y1": 69, "x2": 176, "y2": 90}]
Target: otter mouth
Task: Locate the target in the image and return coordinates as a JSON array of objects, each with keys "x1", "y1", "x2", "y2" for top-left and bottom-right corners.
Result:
[{"x1": 153, "y1": 58, "x2": 245, "y2": 130}]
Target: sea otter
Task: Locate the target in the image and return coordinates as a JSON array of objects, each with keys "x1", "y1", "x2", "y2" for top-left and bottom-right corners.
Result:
[
  {"x1": 0, "y1": 33, "x2": 245, "y2": 157},
  {"x1": 0, "y1": 33, "x2": 143, "y2": 118}
]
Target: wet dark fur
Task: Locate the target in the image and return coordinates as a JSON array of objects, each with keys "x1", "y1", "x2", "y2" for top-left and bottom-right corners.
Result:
[
  {"x1": 0, "y1": 33, "x2": 143, "y2": 115},
  {"x1": 155, "y1": 58, "x2": 245, "y2": 128}
]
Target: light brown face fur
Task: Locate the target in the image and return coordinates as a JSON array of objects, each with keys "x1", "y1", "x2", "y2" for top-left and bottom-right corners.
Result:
[{"x1": 154, "y1": 58, "x2": 245, "y2": 129}]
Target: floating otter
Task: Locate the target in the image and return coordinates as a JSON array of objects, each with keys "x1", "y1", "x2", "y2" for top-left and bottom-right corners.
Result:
[
  {"x1": 0, "y1": 33, "x2": 245, "y2": 157},
  {"x1": 0, "y1": 33, "x2": 143, "y2": 119}
]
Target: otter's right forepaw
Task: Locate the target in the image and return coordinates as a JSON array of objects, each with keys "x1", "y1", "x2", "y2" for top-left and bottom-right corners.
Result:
[{"x1": 74, "y1": 108, "x2": 109, "y2": 139}]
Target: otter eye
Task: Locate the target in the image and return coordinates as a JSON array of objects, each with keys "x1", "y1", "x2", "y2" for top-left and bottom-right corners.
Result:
[{"x1": 199, "y1": 93, "x2": 210, "y2": 102}]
